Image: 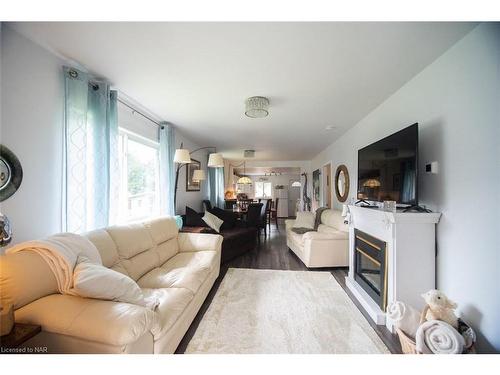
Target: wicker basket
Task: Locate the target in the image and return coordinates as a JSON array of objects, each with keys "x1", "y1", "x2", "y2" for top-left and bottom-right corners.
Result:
[{"x1": 396, "y1": 305, "x2": 475, "y2": 354}]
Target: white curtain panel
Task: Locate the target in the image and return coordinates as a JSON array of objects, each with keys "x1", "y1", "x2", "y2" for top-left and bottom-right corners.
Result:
[{"x1": 63, "y1": 67, "x2": 119, "y2": 233}]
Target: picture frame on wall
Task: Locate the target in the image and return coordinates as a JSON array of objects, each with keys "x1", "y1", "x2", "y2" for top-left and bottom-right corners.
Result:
[
  {"x1": 312, "y1": 169, "x2": 320, "y2": 203},
  {"x1": 186, "y1": 159, "x2": 201, "y2": 192}
]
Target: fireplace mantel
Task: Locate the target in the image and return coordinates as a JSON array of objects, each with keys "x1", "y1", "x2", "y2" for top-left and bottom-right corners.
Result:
[{"x1": 346, "y1": 205, "x2": 441, "y2": 331}]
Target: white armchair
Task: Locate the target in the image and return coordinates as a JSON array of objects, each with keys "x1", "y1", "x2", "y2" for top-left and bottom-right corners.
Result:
[{"x1": 285, "y1": 209, "x2": 349, "y2": 268}]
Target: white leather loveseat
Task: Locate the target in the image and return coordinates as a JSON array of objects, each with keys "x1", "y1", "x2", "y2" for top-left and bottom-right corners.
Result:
[
  {"x1": 285, "y1": 209, "x2": 349, "y2": 268},
  {"x1": 0, "y1": 217, "x2": 222, "y2": 353}
]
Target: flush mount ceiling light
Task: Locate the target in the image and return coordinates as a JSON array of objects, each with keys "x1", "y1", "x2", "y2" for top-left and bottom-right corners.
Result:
[
  {"x1": 245, "y1": 96, "x2": 269, "y2": 118},
  {"x1": 325, "y1": 125, "x2": 337, "y2": 131}
]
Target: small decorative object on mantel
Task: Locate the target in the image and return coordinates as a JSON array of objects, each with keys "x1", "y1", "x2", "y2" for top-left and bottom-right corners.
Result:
[
  {"x1": 0, "y1": 304, "x2": 14, "y2": 336},
  {"x1": 275, "y1": 185, "x2": 284, "y2": 190},
  {"x1": 383, "y1": 200, "x2": 397, "y2": 213}
]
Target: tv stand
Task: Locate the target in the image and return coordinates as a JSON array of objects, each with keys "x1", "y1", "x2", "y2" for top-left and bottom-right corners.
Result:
[{"x1": 402, "y1": 205, "x2": 432, "y2": 213}]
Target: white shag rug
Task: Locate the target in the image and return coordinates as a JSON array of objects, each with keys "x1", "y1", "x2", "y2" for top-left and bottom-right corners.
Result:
[{"x1": 186, "y1": 268, "x2": 390, "y2": 354}]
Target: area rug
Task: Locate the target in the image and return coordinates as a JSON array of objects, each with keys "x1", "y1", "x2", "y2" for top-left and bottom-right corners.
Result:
[{"x1": 185, "y1": 268, "x2": 390, "y2": 354}]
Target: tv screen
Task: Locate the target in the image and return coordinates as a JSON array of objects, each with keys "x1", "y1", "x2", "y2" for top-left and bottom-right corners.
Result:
[{"x1": 357, "y1": 123, "x2": 418, "y2": 205}]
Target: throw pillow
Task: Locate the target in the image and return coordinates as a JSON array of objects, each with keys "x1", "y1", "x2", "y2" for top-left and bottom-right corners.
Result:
[
  {"x1": 73, "y1": 261, "x2": 158, "y2": 310},
  {"x1": 202, "y1": 210, "x2": 224, "y2": 233},
  {"x1": 185, "y1": 206, "x2": 207, "y2": 227},
  {"x1": 293, "y1": 211, "x2": 315, "y2": 231},
  {"x1": 211, "y1": 207, "x2": 237, "y2": 230}
]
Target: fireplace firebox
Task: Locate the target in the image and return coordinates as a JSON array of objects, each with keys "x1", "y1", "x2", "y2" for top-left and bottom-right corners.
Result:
[{"x1": 354, "y1": 229, "x2": 388, "y2": 311}]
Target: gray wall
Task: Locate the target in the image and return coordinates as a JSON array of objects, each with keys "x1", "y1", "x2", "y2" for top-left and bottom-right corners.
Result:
[
  {"x1": 311, "y1": 23, "x2": 500, "y2": 352},
  {"x1": 1, "y1": 26, "x2": 65, "y2": 244},
  {"x1": 0, "y1": 26, "x2": 207, "y2": 245}
]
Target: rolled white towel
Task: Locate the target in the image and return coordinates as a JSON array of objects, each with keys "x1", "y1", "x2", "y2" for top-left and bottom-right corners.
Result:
[
  {"x1": 416, "y1": 320, "x2": 465, "y2": 354},
  {"x1": 387, "y1": 301, "x2": 421, "y2": 338}
]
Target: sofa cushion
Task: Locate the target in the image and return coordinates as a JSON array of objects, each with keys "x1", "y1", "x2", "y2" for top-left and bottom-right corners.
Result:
[
  {"x1": 185, "y1": 206, "x2": 207, "y2": 227},
  {"x1": 142, "y1": 287, "x2": 194, "y2": 339},
  {"x1": 202, "y1": 211, "x2": 223, "y2": 233},
  {"x1": 210, "y1": 207, "x2": 237, "y2": 230},
  {"x1": 293, "y1": 211, "x2": 315, "y2": 230},
  {"x1": 73, "y1": 262, "x2": 149, "y2": 307},
  {"x1": 317, "y1": 224, "x2": 349, "y2": 239},
  {"x1": 321, "y1": 209, "x2": 348, "y2": 232},
  {"x1": 144, "y1": 217, "x2": 179, "y2": 245},
  {"x1": 85, "y1": 229, "x2": 120, "y2": 268},
  {"x1": 14, "y1": 294, "x2": 159, "y2": 346},
  {"x1": 136, "y1": 251, "x2": 218, "y2": 293}
]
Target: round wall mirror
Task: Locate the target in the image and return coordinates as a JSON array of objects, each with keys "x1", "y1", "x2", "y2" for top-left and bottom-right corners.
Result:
[
  {"x1": 334, "y1": 164, "x2": 349, "y2": 202},
  {"x1": 0, "y1": 145, "x2": 23, "y2": 202}
]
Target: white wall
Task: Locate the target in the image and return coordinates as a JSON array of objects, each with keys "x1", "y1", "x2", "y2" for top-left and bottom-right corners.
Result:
[
  {"x1": 311, "y1": 23, "x2": 500, "y2": 352},
  {"x1": 1, "y1": 26, "x2": 65, "y2": 245},
  {"x1": 0, "y1": 26, "x2": 207, "y2": 248},
  {"x1": 174, "y1": 131, "x2": 208, "y2": 215}
]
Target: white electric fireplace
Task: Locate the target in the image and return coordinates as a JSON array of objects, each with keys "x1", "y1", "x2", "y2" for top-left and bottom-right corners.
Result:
[{"x1": 346, "y1": 205, "x2": 441, "y2": 332}]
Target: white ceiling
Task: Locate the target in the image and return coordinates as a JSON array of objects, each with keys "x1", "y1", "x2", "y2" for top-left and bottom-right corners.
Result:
[{"x1": 9, "y1": 22, "x2": 476, "y2": 160}]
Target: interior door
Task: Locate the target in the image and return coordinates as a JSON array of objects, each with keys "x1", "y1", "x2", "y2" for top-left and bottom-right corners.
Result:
[{"x1": 288, "y1": 179, "x2": 300, "y2": 217}]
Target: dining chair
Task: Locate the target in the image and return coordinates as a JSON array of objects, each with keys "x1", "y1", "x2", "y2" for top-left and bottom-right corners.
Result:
[
  {"x1": 245, "y1": 203, "x2": 265, "y2": 241},
  {"x1": 269, "y1": 198, "x2": 279, "y2": 229}
]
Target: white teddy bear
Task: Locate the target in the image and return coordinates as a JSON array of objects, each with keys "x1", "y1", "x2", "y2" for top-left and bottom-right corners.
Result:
[{"x1": 421, "y1": 289, "x2": 459, "y2": 329}]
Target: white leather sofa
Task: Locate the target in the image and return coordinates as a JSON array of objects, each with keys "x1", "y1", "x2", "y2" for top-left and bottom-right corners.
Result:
[
  {"x1": 285, "y1": 209, "x2": 349, "y2": 268},
  {"x1": 0, "y1": 217, "x2": 222, "y2": 353}
]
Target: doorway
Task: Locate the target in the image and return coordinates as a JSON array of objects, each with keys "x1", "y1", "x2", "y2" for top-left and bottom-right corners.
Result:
[
  {"x1": 322, "y1": 163, "x2": 332, "y2": 208},
  {"x1": 288, "y1": 178, "x2": 301, "y2": 217}
]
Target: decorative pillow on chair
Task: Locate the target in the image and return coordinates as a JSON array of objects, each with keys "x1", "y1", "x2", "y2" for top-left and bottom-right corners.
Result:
[
  {"x1": 185, "y1": 206, "x2": 207, "y2": 227},
  {"x1": 202, "y1": 211, "x2": 224, "y2": 233}
]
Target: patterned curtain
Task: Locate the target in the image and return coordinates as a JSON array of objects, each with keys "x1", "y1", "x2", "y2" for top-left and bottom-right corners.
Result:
[
  {"x1": 159, "y1": 122, "x2": 176, "y2": 216},
  {"x1": 63, "y1": 67, "x2": 119, "y2": 233},
  {"x1": 207, "y1": 162, "x2": 225, "y2": 208}
]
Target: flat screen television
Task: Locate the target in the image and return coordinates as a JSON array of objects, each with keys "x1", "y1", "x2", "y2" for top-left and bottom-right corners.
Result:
[{"x1": 357, "y1": 123, "x2": 418, "y2": 205}]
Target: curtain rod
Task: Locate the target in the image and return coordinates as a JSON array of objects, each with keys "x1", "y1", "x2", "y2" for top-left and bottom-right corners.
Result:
[{"x1": 117, "y1": 98, "x2": 163, "y2": 129}]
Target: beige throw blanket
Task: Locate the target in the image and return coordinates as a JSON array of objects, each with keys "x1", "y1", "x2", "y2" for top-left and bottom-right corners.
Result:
[{"x1": 7, "y1": 233, "x2": 102, "y2": 295}]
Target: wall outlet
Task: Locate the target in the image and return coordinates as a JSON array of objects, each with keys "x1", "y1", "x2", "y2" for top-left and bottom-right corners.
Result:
[{"x1": 425, "y1": 161, "x2": 439, "y2": 174}]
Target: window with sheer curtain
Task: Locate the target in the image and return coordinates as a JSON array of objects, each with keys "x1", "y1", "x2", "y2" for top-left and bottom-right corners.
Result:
[{"x1": 117, "y1": 129, "x2": 161, "y2": 223}]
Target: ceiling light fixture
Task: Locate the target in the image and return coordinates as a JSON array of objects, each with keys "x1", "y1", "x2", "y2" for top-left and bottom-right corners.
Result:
[
  {"x1": 325, "y1": 125, "x2": 337, "y2": 131},
  {"x1": 237, "y1": 162, "x2": 252, "y2": 185},
  {"x1": 245, "y1": 96, "x2": 269, "y2": 118}
]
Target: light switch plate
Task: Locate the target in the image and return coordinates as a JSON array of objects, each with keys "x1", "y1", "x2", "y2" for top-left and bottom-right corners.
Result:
[{"x1": 425, "y1": 161, "x2": 439, "y2": 174}]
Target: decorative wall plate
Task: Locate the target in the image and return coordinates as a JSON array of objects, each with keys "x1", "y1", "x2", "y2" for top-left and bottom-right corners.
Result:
[{"x1": 0, "y1": 145, "x2": 23, "y2": 202}]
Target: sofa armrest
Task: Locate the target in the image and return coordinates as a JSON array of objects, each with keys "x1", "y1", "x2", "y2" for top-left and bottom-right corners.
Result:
[
  {"x1": 285, "y1": 219, "x2": 295, "y2": 232},
  {"x1": 15, "y1": 294, "x2": 159, "y2": 347},
  {"x1": 177, "y1": 232, "x2": 223, "y2": 253}
]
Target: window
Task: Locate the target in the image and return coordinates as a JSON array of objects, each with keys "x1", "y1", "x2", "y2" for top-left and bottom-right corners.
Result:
[
  {"x1": 118, "y1": 129, "x2": 160, "y2": 223},
  {"x1": 255, "y1": 181, "x2": 272, "y2": 198}
]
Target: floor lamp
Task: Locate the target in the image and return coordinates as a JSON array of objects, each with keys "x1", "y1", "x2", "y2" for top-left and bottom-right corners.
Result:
[{"x1": 173, "y1": 143, "x2": 224, "y2": 212}]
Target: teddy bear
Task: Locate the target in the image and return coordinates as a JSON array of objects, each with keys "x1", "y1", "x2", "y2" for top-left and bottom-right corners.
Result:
[{"x1": 421, "y1": 289, "x2": 459, "y2": 329}]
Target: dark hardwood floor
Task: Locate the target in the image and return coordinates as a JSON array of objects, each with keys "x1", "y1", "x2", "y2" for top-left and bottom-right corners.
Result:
[{"x1": 176, "y1": 218, "x2": 402, "y2": 354}]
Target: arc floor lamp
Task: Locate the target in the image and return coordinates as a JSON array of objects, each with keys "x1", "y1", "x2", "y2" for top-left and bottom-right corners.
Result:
[{"x1": 173, "y1": 143, "x2": 224, "y2": 211}]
